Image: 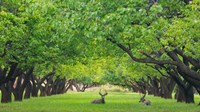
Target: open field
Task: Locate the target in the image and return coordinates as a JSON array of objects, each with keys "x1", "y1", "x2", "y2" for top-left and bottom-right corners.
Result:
[{"x1": 0, "y1": 92, "x2": 200, "y2": 112}]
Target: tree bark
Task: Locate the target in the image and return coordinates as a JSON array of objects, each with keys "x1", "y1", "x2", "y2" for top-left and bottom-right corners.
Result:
[
  {"x1": 148, "y1": 77, "x2": 161, "y2": 96},
  {"x1": 12, "y1": 67, "x2": 34, "y2": 101},
  {"x1": 46, "y1": 75, "x2": 53, "y2": 96},
  {"x1": 31, "y1": 75, "x2": 39, "y2": 97},
  {"x1": 55, "y1": 78, "x2": 66, "y2": 94},
  {"x1": 72, "y1": 79, "x2": 81, "y2": 92},
  {"x1": 168, "y1": 68, "x2": 195, "y2": 103},
  {"x1": 40, "y1": 86, "x2": 46, "y2": 97},
  {"x1": 0, "y1": 63, "x2": 18, "y2": 87},
  {"x1": 39, "y1": 68, "x2": 55, "y2": 96},
  {"x1": 52, "y1": 77, "x2": 61, "y2": 95},
  {"x1": 175, "y1": 84, "x2": 194, "y2": 103},
  {"x1": 24, "y1": 81, "x2": 32, "y2": 99},
  {"x1": 40, "y1": 75, "x2": 53, "y2": 96},
  {"x1": 63, "y1": 79, "x2": 73, "y2": 93},
  {"x1": 0, "y1": 83, "x2": 12, "y2": 103},
  {"x1": 160, "y1": 77, "x2": 175, "y2": 99}
]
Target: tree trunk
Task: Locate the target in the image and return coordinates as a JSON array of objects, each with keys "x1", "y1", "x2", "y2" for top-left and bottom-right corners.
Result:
[
  {"x1": 0, "y1": 63, "x2": 18, "y2": 87},
  {"x1": 32, "y1": 88, "x2": 38, "y2": 97},
  {"x1": 151, "y1": 77, "x2": 160, "y2": 96},
  {"x1": 184, "y1": 85, "x2": 194, "y2": 103},
  {"x1": 38, "y1": 68, "x2": 55, "y2": 96},
  {"x1": 32, "y1": 82, "x2": 39, "y2": 97},
  {"x1": 51, "y1": 77, "x2": 60, "y2": 95},
  {"x1": 13, "y1": 90, "x2": 23, "y2": 101},
  {"x1": 24, "y1": 81, "x2": 32, "y2": 99},
  {"x1": 72, "y1": 79, "x2": 81, "y2": 92},
  {"x1": 46, "y1": 85, "x2": 52, "y2": 96},
  {"x1": 40, "y1": 75, "x2": 53, "y2": 96},
  {"x1": 46, "y1": 76, "x2": 53, "y2": 96},
  {"x1": 175, "y1": 86, "x2": 185, "y2": 102},
  {"x1": 146, "y1": 76, "x2": 161, "y2": 96},
  {"x1": 0, "y1": 67, "x2": 12, "y2": 103},
  {"x1": 40, "y1": 86, "x2": 46, "y2": 96},
  {"x1": 1, "y1": 83, "x2": 12, "y2": 103},
  {"x1": 147, "y1": 87, "x2": 154, "y2": 95},
  {"x1": 160, "y1": 77, "x2": 175, "y2": 99},
  {"x1": 12, "y1": 68, "x2": 34, "y2": 101},
  {"x1": 52, "y1": 78, "x2": 66, "y2": 94},
  {"x1": 31, "y1": 75, "x2": 39, "y2": 97},
  {"x1": 63, "y1": 79, "x2": 73, "y2": 93},
  {"x1": 175, "y1": 85, "x2": 194, "y2": 103},
  {"x1": 59, "y1": 78, "x2": 67, "y2": 94}
]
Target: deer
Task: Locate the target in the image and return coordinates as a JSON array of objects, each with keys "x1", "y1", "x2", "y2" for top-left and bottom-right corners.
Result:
[
  {"x1": 139, "y1": 94, "x2": 151, "y2": 106},
  {"x1": 91, "y1": 89, "x2": 108, "y2": 104}
]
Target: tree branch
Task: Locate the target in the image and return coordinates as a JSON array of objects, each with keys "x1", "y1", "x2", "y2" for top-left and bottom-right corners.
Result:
[
  {"x1": 174, "y1": 48, "x2": 200, "y2": 68},
  {"x1": 106, "y1": 37, "x2": 178, "y2": 65}
]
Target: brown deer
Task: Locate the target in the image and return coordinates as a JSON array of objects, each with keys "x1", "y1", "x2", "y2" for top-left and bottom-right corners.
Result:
[
  {"x1": 91, "y1": 89, "x2": 108, "y2": 104},
  {"x1": 139, "y1": 94, "x2": 151, "y2": 105}
]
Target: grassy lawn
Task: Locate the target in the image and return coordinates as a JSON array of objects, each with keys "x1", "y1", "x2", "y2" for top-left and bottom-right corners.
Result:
[{"x1": 0, "y1": 92, "x2": 200, "y2": 112}]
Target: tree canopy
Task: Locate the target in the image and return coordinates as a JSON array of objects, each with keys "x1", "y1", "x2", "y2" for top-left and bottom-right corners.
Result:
[{"x1": 0, "y1": 0, "x2": 200, "y2": 104}]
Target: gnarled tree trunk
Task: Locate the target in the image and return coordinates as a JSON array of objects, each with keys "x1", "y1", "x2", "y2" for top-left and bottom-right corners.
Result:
[
  {"x1": 12, "y1": 68, "x2": 33, "y2": 101},
  {"x1": 160, "y1": 77, "x2": 176, "y2": 99},
  {"x1": 31, "y1": 75, "x2": 39, "y2": 97},
  {"x1": 148, "y1": 76, "x2": 161, "y2": 96},
  {"x1": 1, "y1": 83, "x2": 12, "y2": 103},
  {"x1": 24, "y1": 81, "x2": 32, "y2": 99},
  {"x1": 175, "y1": 83, "x2": 194, "y2": 103}
]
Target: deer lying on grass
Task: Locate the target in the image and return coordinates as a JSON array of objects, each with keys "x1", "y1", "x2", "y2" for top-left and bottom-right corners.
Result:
[
  {"x1": 139, "y1": 94, "x2": 151, "y2": 106},
  {"x1": 91, "y1": 89, "x2": 108, "y2": 104}
]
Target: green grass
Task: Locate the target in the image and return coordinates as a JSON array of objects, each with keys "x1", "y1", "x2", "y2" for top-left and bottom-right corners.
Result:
[{"x1": 0, "y1": 92, "x2": 200, "y2": 112}]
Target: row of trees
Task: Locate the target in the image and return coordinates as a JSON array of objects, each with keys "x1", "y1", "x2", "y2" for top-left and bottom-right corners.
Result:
[
  {"x1": 67, "y1": 0, "x2": 199, "y2": 103},
  {"x1": 0, "y1": 0, "x2": 90, "y2": 103},
  {"x1": 0, "y1": 0, "x2": 200, "y2": 104}
]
